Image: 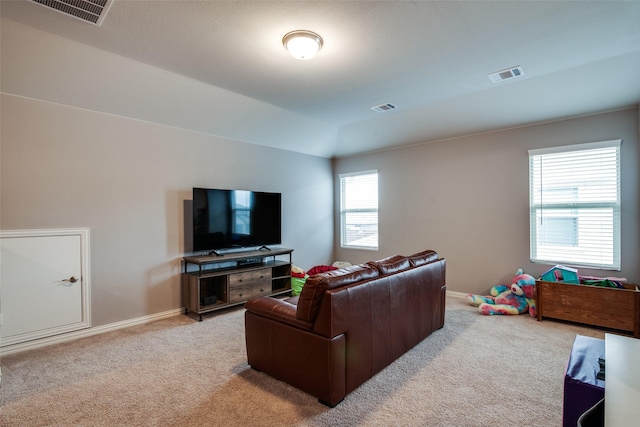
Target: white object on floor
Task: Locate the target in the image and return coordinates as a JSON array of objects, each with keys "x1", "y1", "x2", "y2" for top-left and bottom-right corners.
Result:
[
  {"x1": 605, "y1": 333, "x2": 640, "y2": 426},
  {"x1": 332, "y1": 261, "x2": 352, "y2": 269}
]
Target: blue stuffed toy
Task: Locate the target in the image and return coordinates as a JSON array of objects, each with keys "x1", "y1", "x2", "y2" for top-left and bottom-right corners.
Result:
[{"x1": 466, "y1": 269, "x2": 537, "y2": 317}]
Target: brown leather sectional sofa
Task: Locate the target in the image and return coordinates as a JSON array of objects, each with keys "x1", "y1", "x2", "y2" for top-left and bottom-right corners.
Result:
[{"x1": 244, "y1": 250, "x2": 446, "y2": 407}]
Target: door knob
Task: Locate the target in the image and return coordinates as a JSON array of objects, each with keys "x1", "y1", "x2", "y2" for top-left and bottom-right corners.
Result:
[{"x1": 62, "y1": 276, "x2": 78, "y2": 283}]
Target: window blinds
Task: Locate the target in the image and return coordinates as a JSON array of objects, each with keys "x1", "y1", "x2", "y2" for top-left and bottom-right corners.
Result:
[
  {"x1": 528, "y1": 140, "x2": 621, "y2": 270},
  {"x1": 339, "y1": 170, "x2": 378, "y2": 249}
]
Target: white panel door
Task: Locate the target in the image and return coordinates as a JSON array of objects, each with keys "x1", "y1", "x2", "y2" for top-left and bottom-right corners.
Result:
[{"x1": 0, "y1": 228, "x2": 91, "y2": 346}]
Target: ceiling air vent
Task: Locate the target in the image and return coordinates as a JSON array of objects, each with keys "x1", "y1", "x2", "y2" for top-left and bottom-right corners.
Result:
[
  {"x1": 488, "y1": 66, "x2": 525, "y2": 83},
  {"x1": 30, "y1": 0, "x2": 114, "y2": 26},
  {"x1": 371, "y1": 103, "x2": 397, "y2": 113}
]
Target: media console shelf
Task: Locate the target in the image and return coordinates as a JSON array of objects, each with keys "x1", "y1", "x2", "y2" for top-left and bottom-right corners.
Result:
[{"x1": 182, "y1": 248, "x2": 293, "y2": 321}]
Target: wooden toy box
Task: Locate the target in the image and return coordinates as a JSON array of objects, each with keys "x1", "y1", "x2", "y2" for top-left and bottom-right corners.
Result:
[{"x1": 536, "y1": 280, "x2": 640, "y2": 338}]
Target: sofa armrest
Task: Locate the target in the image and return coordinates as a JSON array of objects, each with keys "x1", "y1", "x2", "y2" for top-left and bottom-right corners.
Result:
[{"x1": 245, "y1": 297, "x2": 313, "y2": 331}]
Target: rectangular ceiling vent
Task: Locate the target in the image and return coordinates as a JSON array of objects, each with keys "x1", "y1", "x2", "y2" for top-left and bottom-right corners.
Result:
[
  {"x1": 30, "y1": 0, "x2": 114, "y2": 26},
  {"x1": 489, "y1": 66, "x2": 525, "y2": 83},
  {"x1": 371, "y1": 103, "x2": 397, "y2": 113}
]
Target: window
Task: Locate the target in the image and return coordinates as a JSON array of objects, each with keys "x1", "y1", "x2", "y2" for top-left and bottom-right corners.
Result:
[
  {"x1": 231, "y1": 190, "x2": 250, "y2": 235},
  {"x1": 529, "y1": 140, "x2": 621, "y2": 270},
  {"x1": 340, "y1": 170, "x2": 378, "y2": 249}
]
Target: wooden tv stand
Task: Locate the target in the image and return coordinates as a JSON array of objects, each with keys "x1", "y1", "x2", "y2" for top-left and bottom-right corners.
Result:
[{"x1": 182, "y1": 248, "x2": 293, "y2": 321}]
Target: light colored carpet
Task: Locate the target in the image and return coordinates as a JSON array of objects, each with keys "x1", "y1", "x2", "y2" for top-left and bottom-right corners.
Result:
[{"x1": 0, "y1": 296, "x2": 606, "y2": 426}]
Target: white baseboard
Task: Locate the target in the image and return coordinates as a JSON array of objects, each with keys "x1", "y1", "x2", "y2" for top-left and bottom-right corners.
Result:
[
  {"x1": 446, "y1": 290, "x2": 468, "y2": 299},
  {"x1": 0, "y1": 308, "x2": 183, "y2": 356}
]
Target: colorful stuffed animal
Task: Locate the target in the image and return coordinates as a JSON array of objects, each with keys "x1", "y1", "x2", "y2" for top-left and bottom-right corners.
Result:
[{"x1": 466, "y1": 269, "x2": 537, "y2": 317}]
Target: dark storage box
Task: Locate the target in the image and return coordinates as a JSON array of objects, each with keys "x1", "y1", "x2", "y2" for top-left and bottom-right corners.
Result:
[{"x1": 201, "y1": 295, "x2": 217, "y2": 306}]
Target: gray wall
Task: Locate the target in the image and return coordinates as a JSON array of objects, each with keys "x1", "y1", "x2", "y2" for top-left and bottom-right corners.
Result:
[
  {"x1": 333, "y1": 108, "x2": 639, "y2": 294},
  {"x1": 0, "y1": 17, "x2": 335, "y2": 329},
  {"x1": 1, "y1": 94, "x2": 334, "y2": 326}
]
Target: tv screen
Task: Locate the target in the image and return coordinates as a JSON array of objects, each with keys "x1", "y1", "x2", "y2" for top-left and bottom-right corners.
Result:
[{"x1": 192, "y1": 188, "x2": 281, "y2": 252}]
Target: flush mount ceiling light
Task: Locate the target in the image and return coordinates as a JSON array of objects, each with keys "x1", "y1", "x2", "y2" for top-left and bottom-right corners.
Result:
[{"x1": 282, "y1": 30, "x2": 323, "y2": 60}]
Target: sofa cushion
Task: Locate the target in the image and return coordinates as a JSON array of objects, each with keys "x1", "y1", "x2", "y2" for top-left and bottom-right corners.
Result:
[
  {"x1": 245, "y1": 296, "x2": 312, "y2": 331},
  {"x1": 368, "y1": 255, "x2": 410, "y2": 275},
  {"x1": 296, "y1": 263, "x2": 379, "y2": 323},
  {"x1": 408, "y1": 250, "x2": 438, "y2": 267}
]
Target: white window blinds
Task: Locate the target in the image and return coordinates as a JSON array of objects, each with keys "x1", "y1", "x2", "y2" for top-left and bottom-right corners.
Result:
[
  {"x1": 528, "y1": 140, "x2": 621, "y2": 270},
  {"x1": 340, "y1": 170, "x2": 378, "y2": 249}
]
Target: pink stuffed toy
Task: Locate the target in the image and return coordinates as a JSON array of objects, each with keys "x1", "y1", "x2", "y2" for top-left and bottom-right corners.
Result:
[{"x1": 466, "y1": 269, "x2": 537, "y2": 317}]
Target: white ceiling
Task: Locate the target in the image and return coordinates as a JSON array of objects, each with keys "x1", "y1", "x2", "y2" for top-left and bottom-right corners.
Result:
[{"x1": 2, "y1": 0, "x2": 640, "y2": 158}]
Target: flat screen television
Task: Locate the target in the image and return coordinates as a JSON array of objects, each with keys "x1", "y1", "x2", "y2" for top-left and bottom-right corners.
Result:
[{"x1": 192, "y1": 188, "x2": 281, "y2": 253}]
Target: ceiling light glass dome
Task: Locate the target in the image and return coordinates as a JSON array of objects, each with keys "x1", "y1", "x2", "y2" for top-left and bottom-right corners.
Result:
[{"x1": 282, "y1": 30, "x2": 323, "y2": 60}]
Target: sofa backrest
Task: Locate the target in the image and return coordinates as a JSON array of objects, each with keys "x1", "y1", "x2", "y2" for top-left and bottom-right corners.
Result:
[
  {"x1": 296, "y1": 250, "x2": 442, "y2": 324},
  {"x1": 407, "y1": 249, "x2": 439, "y2": 267},
  {"x1": 296, "y1": 263, "x2": 379, "y2": 323},
  {"x1": 367, "y1": 255, "x2": 410, "y2": 275}
]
